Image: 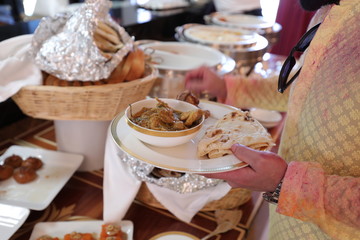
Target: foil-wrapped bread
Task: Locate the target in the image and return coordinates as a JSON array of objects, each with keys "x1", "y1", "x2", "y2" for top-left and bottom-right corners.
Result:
[
  {"x1": 31, "y1": 0, "x2": 145, "y2": 86},
  {"x1": 42, "y1": 47, "x2": 146, "y2": 86}
]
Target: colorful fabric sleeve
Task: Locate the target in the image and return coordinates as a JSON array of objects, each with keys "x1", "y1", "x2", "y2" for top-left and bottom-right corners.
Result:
[
  {"x1": 222, "y1": 72, "x2": 289, "y2": 112},
  {"x1": 277, "y1": 161, "x2": 360, "y2": 239}
]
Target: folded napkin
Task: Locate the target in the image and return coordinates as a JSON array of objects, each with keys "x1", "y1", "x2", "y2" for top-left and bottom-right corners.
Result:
[
  {"x1": 147, "y1": 180, "x2": 231, "y2": 222},
  {"x1": 103, "y1": 130, "x2": 232, "y2": 223},
  {"x1": 103, "y1": 130, "x2": 142, "y2": 223},
  {"x1": 0, "y1": 34, "x2": 42, "y2": 102}
]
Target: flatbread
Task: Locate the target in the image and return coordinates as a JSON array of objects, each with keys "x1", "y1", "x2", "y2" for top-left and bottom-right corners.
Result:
[{"x1": 198, "y1": 110, "x2": 275, "y2": 158}]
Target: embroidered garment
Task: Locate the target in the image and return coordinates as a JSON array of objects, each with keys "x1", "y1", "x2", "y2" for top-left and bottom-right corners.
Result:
[{"x1": 223, "y1": 1, "x2": 360, "y2": 239}]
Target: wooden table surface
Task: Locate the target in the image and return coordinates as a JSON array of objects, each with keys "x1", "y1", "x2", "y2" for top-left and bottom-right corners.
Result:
[{"x1": 0, "y1": 112, "x2": 284, "y2": 240}]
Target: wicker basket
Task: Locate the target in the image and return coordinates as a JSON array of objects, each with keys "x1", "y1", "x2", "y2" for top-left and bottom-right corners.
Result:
[
  {"x1": 12, "y1": 65, "x2": 158, "y2": 121},
  {"x1": 135, "y1": 182, "x2": 252, "y2": 212}
]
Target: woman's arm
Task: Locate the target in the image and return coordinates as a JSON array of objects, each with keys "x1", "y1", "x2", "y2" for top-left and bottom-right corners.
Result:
[
  {"x1": 278, "y1": 161, "x2": 360, "y2": 239},
  {"x1": 185, "y1": 66, "x2": 290, "y2": 112},
  {"x1": 203, "y1": 144, "x2": 360, "y2": 239},
  {"x1": 223, "y1": 73, "x2": 289, "y2": 112}
]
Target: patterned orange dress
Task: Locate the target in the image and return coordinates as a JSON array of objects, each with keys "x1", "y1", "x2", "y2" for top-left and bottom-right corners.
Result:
[{"x1": 222, "y1": 1, "x2": 360, "y2": 239}]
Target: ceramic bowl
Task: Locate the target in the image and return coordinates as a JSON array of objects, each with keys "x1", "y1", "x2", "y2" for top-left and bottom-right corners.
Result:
[{"x1": 125, "y1": 98, "x2": 204, "y2": 147}]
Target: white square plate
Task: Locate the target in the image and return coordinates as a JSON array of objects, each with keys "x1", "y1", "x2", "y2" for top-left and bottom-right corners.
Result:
[
  {"x1": 0, "y1": 145, "x2": 83, "y2": 210},
  {"x1": 0, "y1": 203, "x2": 30, "y2": 240},
  {"x1": 29, "y1": 220, "x2": 133, "y2": 240}
]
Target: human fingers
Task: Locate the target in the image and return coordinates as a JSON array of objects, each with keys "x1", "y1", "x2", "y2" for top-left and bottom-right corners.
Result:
[
  {"x1": 185, "y1": 66, "x2": 213, "y2": 95},
  {"x1": 201, "y1": 145, "x2": 263, "y2": 182},
  {"x1": 202, "y1": 166, "x2": 257, "y2": 188},
  {"x1": 185, "y1": 80, "x2": 207, "y2": 94},
  {"x1": 231, "y1": 144, "x2": 287, "y2": 191},
  {"x1": 230, "y1": 144, "x2": 275, "y2": 170},
  {"x1": 203, "y1": 144, "x2": 287, "y2": 191},
  {"x1": 184, "y1": 66, "x2": 208, "y2": 84},
  {"x1": 186, "y1": 67, "x2": 226, "y2": 98}
]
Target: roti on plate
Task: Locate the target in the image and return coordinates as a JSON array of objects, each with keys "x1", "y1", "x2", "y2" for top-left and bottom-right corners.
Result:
[{"x1": 197, "y1": 110, "x2": 275, "y2": 159}]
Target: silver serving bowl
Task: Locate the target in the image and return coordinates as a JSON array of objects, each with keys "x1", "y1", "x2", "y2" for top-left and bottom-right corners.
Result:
[{"x1": 136, "y1": 40, "x2": 235, "y2": 98}]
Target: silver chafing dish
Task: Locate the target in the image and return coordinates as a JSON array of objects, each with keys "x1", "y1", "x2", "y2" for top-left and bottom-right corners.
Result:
[
  {"x1": 136, "y1": 40, "x2": 235, "y2": 98},
  {"x1": 204, "y1": 12, "x2": 282, "y2": 48},
  {"x1": 175, "y1": 23, "x2": 268, "y2": 75}
]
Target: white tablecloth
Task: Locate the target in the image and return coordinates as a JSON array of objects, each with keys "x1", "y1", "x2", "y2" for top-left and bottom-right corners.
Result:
[{"x1": 103, "y1": 129, "x2": 232, "y2": 223}]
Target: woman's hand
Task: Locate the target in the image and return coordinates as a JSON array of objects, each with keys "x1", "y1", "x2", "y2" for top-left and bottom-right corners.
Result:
[
  {"x1": 184, "y1": 66, "x2": 227, "y2": 100},
  {"x1": 203, "y1": 144, "x2": 288, "y2": 192}
]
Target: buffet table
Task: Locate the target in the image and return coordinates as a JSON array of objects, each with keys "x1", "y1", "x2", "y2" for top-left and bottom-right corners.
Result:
[
  {"x1": 0, "y1": 111, "x2": 284, "y2": 239},
  {"x1": 0, "y1": 2, "x2": 287, "y2": 239}
]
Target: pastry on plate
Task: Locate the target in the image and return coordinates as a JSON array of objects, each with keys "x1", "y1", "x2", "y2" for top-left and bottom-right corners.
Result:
[
  {"x1": 3, "y1": 154, "x2": 23, "y2": 168},
  {"x1": 22, "y1": 156, "x2": 43, "y2": 170},
  {"x1": 0, "y1": 164, "x2": 14, "y2": 180},
  {"x1": 13, "y1": 166, "x2": 38, "y2": 184},
  {"x1": 100, "y1": 224, "x2": 124, "y2": 240}
]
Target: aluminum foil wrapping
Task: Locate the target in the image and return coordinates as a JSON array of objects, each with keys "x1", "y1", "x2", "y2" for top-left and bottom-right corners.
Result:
[
  {"x1": 31, "y1": 0, "x2": 133, "y2": 81},
  {"x1": 117, "y1": 148, "x2": 223, "y2": 194}
]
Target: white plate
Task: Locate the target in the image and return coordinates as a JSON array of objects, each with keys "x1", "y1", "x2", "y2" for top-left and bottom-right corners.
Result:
[
  {"x1": 211, "y1": 13, "x2": 274, "y2": 30},
  {"x1": 250, "y1": 108, "x2": 282, "y2": 128},
  {"x1": 111, "y1": 101, "x2": 249, "y2": 173},
  {"x1": 0, "y1": 145, "x2": 83, "y2": 210},
  {"x1": 29, "y1": 220, "x2": 133, "y2": 240},
  {"x1": 0, "y1": 203, "x2": 30, "y2": 240},
  {"x1": 150, "y1": 231, "x2": 199, "y2": 240},
  {"x1": 139, "y1": 41, "x2": 227, "y2": 71},
  {"x1": 183, "y1": 25, "x2": 257, "y2": 46}
]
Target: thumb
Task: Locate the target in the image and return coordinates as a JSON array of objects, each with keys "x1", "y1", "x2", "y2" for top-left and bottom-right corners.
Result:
[{"x1": 231, "y1": 144, "x2": 268, "y2": 169}]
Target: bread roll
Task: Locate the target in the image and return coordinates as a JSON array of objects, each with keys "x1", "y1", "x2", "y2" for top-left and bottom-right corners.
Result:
[{"x1": 125, "y1": 48, "x2": 145, "y2": 81}]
